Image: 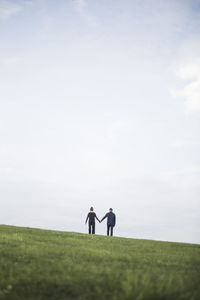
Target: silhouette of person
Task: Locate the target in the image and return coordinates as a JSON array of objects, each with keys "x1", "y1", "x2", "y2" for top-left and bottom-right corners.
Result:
[
  {"x1": 85, "y1": 207, "x2": 100, "y2": 234},
  {"x1": 101, "y1": 208, "x2": 116, "y2": 236}
]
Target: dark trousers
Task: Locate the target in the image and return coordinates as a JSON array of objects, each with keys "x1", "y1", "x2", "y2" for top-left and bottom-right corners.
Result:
[
  {"x1": 89, "y1": 222, "x2": 95, "y2": 234},
  {"x1": 107, "y1": 225, "x2": 114, "y2": 236}
]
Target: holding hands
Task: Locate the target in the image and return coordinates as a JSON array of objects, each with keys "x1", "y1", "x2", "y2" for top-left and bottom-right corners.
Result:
[{"x1": 85, "y1": 207, "x2": 115, "y2": 236}]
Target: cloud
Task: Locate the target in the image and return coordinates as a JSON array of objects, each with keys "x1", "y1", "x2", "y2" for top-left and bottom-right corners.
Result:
[
  {"x1": 0, "y1": 0, "x2": 22, "y2": 20},
  {"x1": 178, "y1": 62, "x2": 200, "y2": 113},
  {"x1": 103, "y1": 112, "x2": 113, "y2": 118},
  {"x1": 107, "y1": 120, "x2": 131, "y2": 141},
  {"x1": 172, "y1": 40, "x2": 200, "y2": 113},
  {"x1": 73, "y1": 0, "x2": 86, "y2": 13},
  {"x1": 160, "y1": 167, "x2": 200, "y2": 189},
  {"x1": 2, "y1": 56, "x2": 23, "y2": 67},
  {"x1": 73, "y1": 0, "x2": 98, "y2": 27},
  {"x1": 172, "y1": 136, "x2": 200, "y2": 147}
]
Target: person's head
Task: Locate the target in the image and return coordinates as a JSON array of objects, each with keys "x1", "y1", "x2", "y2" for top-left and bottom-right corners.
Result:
[
  {"x1": 90, "y1": 207, "x2": 94, "y2": 211},
  {"x1": 109, "y1": 208, "x2": 113, "y2": 212}
]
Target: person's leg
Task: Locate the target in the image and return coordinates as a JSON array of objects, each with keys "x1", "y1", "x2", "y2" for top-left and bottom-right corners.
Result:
[
  {"x1": 107, "y1": 225, "x2": 110, "y2": 236},
  {"x1": 89, "y1": 223, "x2": 91, "y2": 234},
  {"x1": 110, "y1": 226, "x2": 113, "y2": 236},
  {"x1": 92, "y1": 222, "x2": 95, "y2": 234}
]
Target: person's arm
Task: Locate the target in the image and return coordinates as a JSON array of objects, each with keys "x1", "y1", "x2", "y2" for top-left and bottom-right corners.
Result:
[
  {"x1": 85, "y1": 213, "x2": 89, "y2": 224},
  {"x1": 113, "y1": 214, "x2": 116, "y2": 226},
  {"x1": 101, "y1": 213, "x2": 108, "y2": 222},
  {"x1": 95, "y1": 214, "x2": 100, "y2": 223}
]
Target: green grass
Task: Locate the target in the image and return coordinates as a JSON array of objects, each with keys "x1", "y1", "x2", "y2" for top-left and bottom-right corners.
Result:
[{"x1": 0, "y1": 225, "x2": 199, "y2": 300}]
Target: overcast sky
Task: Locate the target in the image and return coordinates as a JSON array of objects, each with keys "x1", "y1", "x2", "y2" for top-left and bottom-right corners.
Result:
[{"x1": 0, "y1": 0, "x2": 200, "y2": 244}]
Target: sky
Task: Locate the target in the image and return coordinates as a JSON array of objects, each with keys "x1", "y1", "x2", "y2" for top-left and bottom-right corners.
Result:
[{"x1": 0, "y1": 0, "x2": 200, "y2": 244}]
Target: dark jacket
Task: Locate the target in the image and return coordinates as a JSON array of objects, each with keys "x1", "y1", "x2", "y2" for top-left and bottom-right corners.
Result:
[
  {"x1": 101, "y1": 212, "x2": 116, "y2": 226},
  {"x1": 85, "y1": 212, "x2": 100, "y2": 224}
]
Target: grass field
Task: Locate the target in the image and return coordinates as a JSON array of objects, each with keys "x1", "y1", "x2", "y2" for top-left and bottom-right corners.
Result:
[{"x1": 0, "y1": 225, "x2": 199, "y2": 300}]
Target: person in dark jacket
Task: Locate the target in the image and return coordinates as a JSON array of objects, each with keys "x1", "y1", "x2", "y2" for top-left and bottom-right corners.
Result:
[
  {"x1": 100, "y1": 208, "x2": 116, "y2": 236},
  {"x1": 85, "y1": 207, "x2": 100, "y2": 234}
]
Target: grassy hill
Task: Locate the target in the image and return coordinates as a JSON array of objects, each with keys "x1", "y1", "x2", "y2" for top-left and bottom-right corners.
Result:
[{"x1": 0, "y1": 225, "x2": 199, "y2": 300}]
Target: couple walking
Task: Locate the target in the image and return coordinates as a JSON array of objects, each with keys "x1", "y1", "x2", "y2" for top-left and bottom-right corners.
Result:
[{"x1": 85, "y1": 207, "x2": 116, "y2": 236}]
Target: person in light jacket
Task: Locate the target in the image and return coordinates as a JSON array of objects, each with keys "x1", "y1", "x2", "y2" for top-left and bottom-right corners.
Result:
[
  {"x1": 101, "y1": 208, "x2": 116, "y2": 236},
  {"x1": 85, "y1": 207, "x2": 100, "y2": 234}
]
